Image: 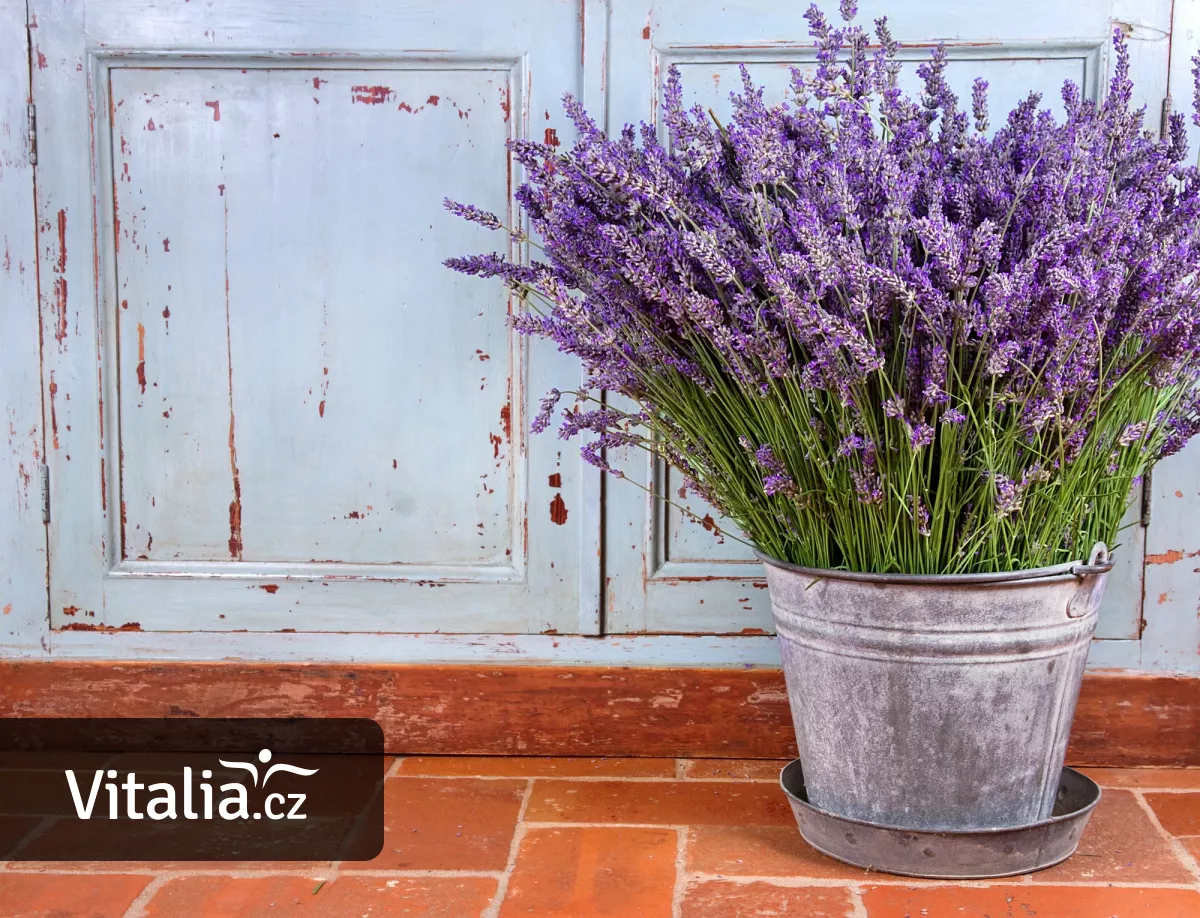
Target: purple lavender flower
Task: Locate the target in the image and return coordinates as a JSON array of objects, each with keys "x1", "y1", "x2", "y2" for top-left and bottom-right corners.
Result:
[{"x1": 443, "y1": 6, "x2": 1200, "y2": 574}]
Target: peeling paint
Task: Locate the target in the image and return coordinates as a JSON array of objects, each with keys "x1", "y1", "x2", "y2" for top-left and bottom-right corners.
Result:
[
  {"x1": 352, "y1": 85, "x2": 394, "y2": 105},
  {"x1": 136, "y1": 322, "x2": 147, "y2": 394},
  {"x1": 48, "y1": 376, "x2": 59, "y2": 450},
  {"x1": 259, "y1": 584, "x2": 279, "y2": 594},
  {"x1": 544, "y1": 127, "x2": 560, "y2": 147},
  {"x1": 499, "y1": 404, "x2": 512, "y2": 441},
  {"x1": 426, "y1": 95, "x2": 440, "y2": 106},
  {"x1": 161, "y1": 237, "x2": 170, "y2": 252},
  {"x1": 60, "y1": 621, "x2": 142, "y2": 632},
  {"x1": 204, "y1": 100, "x2": 221, "y2": 121},
  {"x1": 489, "y1": 432, "x2": 503, "y2": 458},
  {"x1": 53, "y1": 209, "x2": 68, "y2": 346},
  {"x1": 550, "y1": 493, "x2": 568, "y2": 525},
  {"x1": 548, "y1": 473, "x2": 562, "y2": 488}
]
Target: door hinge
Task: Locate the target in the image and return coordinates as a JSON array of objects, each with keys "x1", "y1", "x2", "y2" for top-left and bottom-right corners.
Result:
[
  {"x1": 39, "y1": 464, "x2": 50, "y2": 524},
  {"x1": 1140, "y1": 467, "x2": 1153, "y2": 527},
  {"x1": 26, "y1": 102, "x2": 36, "y2": 166},
  {"x1": 1160, "y1": 95, "x2": 1172, "y2": 141}
]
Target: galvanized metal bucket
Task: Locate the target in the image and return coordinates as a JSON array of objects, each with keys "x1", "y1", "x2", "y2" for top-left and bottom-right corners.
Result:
[{"x1": 760, "y1": 544, "x2": 1112, "y2": 832}]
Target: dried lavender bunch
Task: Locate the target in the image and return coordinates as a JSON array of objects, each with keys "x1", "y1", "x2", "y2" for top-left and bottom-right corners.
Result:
[{"x1": 446, "y1": 4, "x2": 1200, "y2": 574}]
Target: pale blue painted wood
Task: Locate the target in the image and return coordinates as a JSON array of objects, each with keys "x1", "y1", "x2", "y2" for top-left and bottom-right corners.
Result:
[
  {"x1": 0, "y1": 0, "x2": 46, "y2": 656},
  {"x1": 33, "y1": 0, "x2": 597, "y2": 634}
]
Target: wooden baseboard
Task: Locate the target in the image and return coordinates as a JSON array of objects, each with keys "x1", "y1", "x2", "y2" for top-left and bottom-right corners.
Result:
[{"x1": 0, "y1": 662, "x2": 1196, "y2": 765}]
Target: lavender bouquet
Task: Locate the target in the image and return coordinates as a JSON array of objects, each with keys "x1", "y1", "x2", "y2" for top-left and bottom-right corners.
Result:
[{"x1": 446, "y1": 3, "x2": 1200, "y2": 575}]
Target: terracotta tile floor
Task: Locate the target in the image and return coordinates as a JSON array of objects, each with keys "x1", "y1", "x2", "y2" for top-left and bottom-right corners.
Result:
[{"x1": 2, "y1": 759, "x2": 1199, "y2": 917}]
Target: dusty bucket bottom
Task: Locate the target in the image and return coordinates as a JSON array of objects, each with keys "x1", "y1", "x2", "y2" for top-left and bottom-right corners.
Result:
[{"x1": 779, "y1": 759, "x2": 1101, "y2": 879}]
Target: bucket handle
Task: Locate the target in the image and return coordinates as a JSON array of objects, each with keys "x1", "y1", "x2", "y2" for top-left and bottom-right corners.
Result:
[
  {"x1": 1066, "y1": 542, "x2": 1111, "y2": 619},
  {"x1": 1070, "y1": 542, "x2": 1112, "y2": 577}
]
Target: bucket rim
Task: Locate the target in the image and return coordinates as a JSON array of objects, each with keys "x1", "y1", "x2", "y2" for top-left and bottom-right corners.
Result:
[{"x1": 753, "y1": 550, "x2": 1112, "y2": 586}]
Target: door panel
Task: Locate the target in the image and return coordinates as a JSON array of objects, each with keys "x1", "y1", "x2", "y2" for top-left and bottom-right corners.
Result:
[
  {"x1": 36, "y1": 0, "x2": 596, "y2": 633},
  {"x1": 604, "y1": 0, "x2": 1158, "y2": 637}
]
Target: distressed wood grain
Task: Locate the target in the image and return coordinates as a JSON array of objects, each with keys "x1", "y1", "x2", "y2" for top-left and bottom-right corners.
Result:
[
  {"x1": 0, "y1": 0, "x2": 48, "y2": 656},
  {"x1": 0, "y1": 662, "x2": 1194, "y2": 764}
]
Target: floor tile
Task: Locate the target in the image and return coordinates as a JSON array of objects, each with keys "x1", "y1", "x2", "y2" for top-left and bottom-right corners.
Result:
[
  {"x1": 1144, "y1": 791, "x2": 1200, "y2": 837},
  {"x1": 526, "y1": 780, "x2": 793, "y2": 826},
  {"x1": 681, "y1": 880, "x2": 854, "y2": 918},
  {"x1": 398, "y1": 756, "x2": 677, "y2": 778},
  {"x1": 143, "y1": 875, "x2": 497, "y2": 917},
  {"x1": 1034, "y1": 789, "x2": 1194, "y2": 883},
  {"x1": 1080, "y1": 768, "x2": 1200, "y2": 790},
  {"x1": 679, "y1": 760, "x2": 790, "y2": 781},
  {"x1": 340, "y1": 777, "x2": 524, "y2": 871},
  {"x1": 498, "y1": 826, "x2": 676, "y2": 917},
  {"x1": 687, "y1": 824, "x2": 871, "y2": 879},
  {"x1": 862, "y1": 885, "x2": 1200, "y2": 917},
  {"x1": 0, "y1": 872, "x2": 150, "y2": 917}
]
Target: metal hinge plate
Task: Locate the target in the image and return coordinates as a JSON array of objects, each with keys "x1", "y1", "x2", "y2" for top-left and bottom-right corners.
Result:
[
  {"x1": 1140, "y1": 468, "x2": 1153, "y2": 528},
  {"x1": 1160, "y1": 95, "x2": 1172, "y2": 141},
  {"x1": 26, "y1": 102, "x2": 36, "y2": 166},
  {"x1": 40, "y1": 464, "x2": 49, "y2": 524}
]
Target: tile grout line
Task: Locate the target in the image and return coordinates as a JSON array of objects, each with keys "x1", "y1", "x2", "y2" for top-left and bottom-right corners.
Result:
[
  {"x1": 393, "y1": 773, "x2": 780, "y2": 783},
  {"x1": 847, "y1": 884, "x2": 870, "y2": 918},
  {"x1": 678, "y1": 872, "x2": 1200, "y2": 890},
  {"x1": 480, "y1": 778, "x2": 534, "y2": 918},
  {"x1": 1133, "y1": 789, "x2": 1200, "y2": 887},
  {"x1": 121, "y1": 874, "x2": 168, "y2": 918},
  {"x1": 385, "y1": 756, "x2": 405, "y2": 778},
  {"x1": 671, "y1": 825, "x2": 689, "y2": 918}
]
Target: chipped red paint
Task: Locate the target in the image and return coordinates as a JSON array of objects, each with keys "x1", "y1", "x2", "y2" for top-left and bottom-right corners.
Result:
[
  {"x1": 701, "y1": 514, "x2": 717, "y2": 532},
  {"x1": 426, "y1": 94, "x2": 440, "y2": 106},
  {"x1": 204, "y1": 100, "x2": 221, "y2": 121},
  {"x1": 489, "y1": 432, "x2": 502, "y2": 458},
  {"x1": 161, "y1": 237, "x2": 170, "y2": 252},
  {"x1": 475, "y1": 349, "x2": 490, "y2": 361},
  {"x1": 136, "y1": 322, "x2": 147, "y2": 394},
  {"x1": 36, "y1": 48, "x2": 47, "y2": 69},
  {"x1": 544, "y1": 127, "x2": 560, "y2": 147},
  {"x1": 642, "y1": 25, "x2": 651, "y2": 39},
  {"x1": 398, "y1": 101, "x2": 414, "y2": 113},
  {"x1": 499, "y1": 403, "x2": 512, "y2": 441},
  {"x1": 550, "y1": 493, "x2": 569, "y2": 525},
  {"x1": 347, "y1": 511, "x2": 361, "y2": 519},
  {"x1": 59, "y1": 621, "x2": 142, "y2": 632},
  {"x1": 499, "y1": 85, "x2": 511, "y2": 121},
  {"x1": 393, "y1": 459, "x2": 398, "y2": 469},
  {"x1": 313, "y1": 77, "x2": 327, "y2": 90},
  {"x1": 162, "y1": 305, "x2": 170, "y2": 329},
  {"x1": 259, "y1": 584, "x2": 279, "y2": 594},
  {"x1": 62, "y1": 606, "x2": 78, "y2": 617},
  {"x1": 48, "y1": 376, "x2": 59, "y2": 450},
  {"x1": 318, "y1": 400, "x2": 326, "y2": 417},
  {"x1": 1148, "y1": 550, "x2": 1186, "y2": 564},
  {"x1": 548, "y1": 473, "x2": 562, "y2": 488},
  {"x1": 99, "y1": 457, "x2": 106, "y2": 511},
  {"x1": 351, "y1": 85, "x2": 394, "y2": 105},
  {"x1": 51, "y1": 209, "x2": 68, "y2": 346},
  {"x1": 146, "y1": 118, "x2": 156, "y2": 131}
]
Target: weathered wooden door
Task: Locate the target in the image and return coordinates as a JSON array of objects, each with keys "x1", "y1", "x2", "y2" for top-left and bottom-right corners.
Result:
[
  {"x1": 34, "y1": 0, "x2": 599, "y2": 633},
  {"x1": 603, "y1": 0, "x2": 1168, "y2": 654}
]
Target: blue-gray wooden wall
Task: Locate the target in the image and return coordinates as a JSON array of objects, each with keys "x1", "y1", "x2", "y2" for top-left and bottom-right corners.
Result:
[{"x1": 2, "y1": 0, "x2": 1197, "y2": 671}]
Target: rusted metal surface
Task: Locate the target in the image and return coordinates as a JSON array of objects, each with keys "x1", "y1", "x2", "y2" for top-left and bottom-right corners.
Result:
[
  {"x1": 780, "y1": 760, "x2": 1101, "y2": 879},
  {"x1": 762, "y1": 551, "x2": 1111, "y2": 831}
]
